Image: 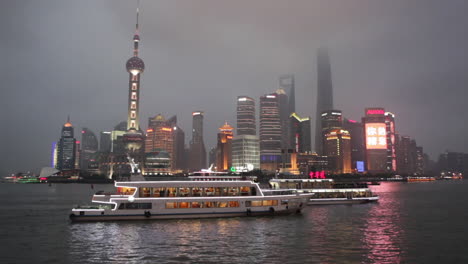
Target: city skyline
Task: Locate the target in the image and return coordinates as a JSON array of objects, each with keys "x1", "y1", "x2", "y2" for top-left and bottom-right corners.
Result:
[{"x1": 2, "y1": 0, "x2": 468, "y2": 174}]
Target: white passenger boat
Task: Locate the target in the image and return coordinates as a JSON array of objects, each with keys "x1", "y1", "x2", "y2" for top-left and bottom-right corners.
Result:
[
  {"x1": 268, "y1": 179, "x2": 379, "y2": 205},
  {"x1": 69, "y1": 180, "x2": 310, "y2": 222}
]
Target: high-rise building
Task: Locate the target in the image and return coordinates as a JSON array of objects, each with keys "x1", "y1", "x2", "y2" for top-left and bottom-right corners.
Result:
[
  {"x1": 362, "y1": 108, "x2": 388, "y2": 173},
  {"x1": 123, "y1": 5, "x2": 145, "y2": 153},
  {"x1": 216, "y1": 122, "x2": 234, "y2": 171},
  {"x1": 145, "y1": 114, "x2": 174, "y2": 170},
  {"x1": 100, "y1": 131, "x2": 112, "y2": 153},
  {"x1": 234, "y1": 95, "x2": 260, "y2": 171},
  {"x1": 315, "y1": 47, "x2": 334, "y2": 155},
  {"x1": 166, "y1": 115, "x2": 187, "y2": 172},
  {"x1": 232, "y1": 135, "x2": 260, "y2": 170},
  {"x1": 289, "y1": 113, "x2": 311, "y2": 153},
  {"x1": 237, "y1": 96, "x2": 256, "y2": 136},
  {"x1": 189, "y1": 111, "x2": 207, "y2": 171},
  {"x1": 385, "y1": 112, "x2": 397, "y2": 172},
  {"x1": 276, "y1": 89, "x2": 290, "y2": 150},
  {"x1": 80, "y1": 127, "x2": 99, "y2": 171},
  {"x1": 56, "y1": 117, "x2": 76, "y2": 171},
  {"x1": 343, "y1": 119, "x2": 365, "y2": 171},
  {"x1": 321, "y1": 110, "x2": 342, "y2": 131},
  {"x1": 323, "y1": 129, "x2": 352, "y2": 174},
  {"x1": 259, "y1": 93, "x2": 282, "y2": 170}
]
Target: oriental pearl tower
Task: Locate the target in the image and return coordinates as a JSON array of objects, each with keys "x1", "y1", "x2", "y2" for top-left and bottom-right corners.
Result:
[{"x1": 124, "y1": 3, "x2": 145, "y2": 153}]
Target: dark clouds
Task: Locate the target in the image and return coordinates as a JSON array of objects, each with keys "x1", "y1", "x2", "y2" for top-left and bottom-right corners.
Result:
[{"x1": 1, "y1": 0, "x2": 467, "y2": 174}]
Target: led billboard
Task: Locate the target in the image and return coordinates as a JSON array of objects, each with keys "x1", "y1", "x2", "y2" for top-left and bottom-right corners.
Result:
[{"x1": 365, "y1": 123, "x2": 387, "y2": 149}]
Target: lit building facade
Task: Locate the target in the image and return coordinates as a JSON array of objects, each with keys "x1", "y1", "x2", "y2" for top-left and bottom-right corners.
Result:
[
  {"x1": 362, "y1": 108, "x2": 388, "y2": 173},
  {"x1": 259, "y1": 93, "x2": 282, "y2": 170},
  {"x1": 216, "y1": 122, "x2": 234, "y2": 171},
  {"x1": 385, "y1": 112, "x2": 397, "y2": 172},
  {"x1": 323, "y1": 129, "x2": 352, "y2": 174},
  {"x1": 276, "y1": 89, "x2": 290, "y2": 150},
  {"x1": 145, "y1": 114, "x2": 174, "y2": 170},
  {"x1": 289, "y1": 113, "x2": 311, "y2": 153},
  {"x1": 232, "y1": 135, "x2": 260, "y2": 170},
  {"x1": 56, "y1": 117, "x2": 76, "y2": 171},
  {"x1": 236, "y1": 96, "x2": 256, "y2": 136}
]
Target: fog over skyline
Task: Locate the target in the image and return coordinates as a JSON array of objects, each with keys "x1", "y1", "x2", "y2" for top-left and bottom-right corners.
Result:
[{"x1": 1, "y1": 0, "x2": 467, "y2": 174}]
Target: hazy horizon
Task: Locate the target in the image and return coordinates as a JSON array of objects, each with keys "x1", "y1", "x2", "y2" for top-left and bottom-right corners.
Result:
[{"x1": 2, "y1": 0, "x2": 468, "y2": 174}]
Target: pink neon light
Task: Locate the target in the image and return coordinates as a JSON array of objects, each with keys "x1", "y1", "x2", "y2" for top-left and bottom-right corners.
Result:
[
  {"x1": 366, "y1": 109, "x2": 385, "y2": 115},
  {"x1": 348, "y1": 120, "x2": 357, "y2": 123}
]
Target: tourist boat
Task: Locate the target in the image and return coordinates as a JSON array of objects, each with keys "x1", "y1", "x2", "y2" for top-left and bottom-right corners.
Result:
[
  {"x1": 267, "y1": 179, "x2": 379, "y2": 205},
  {"x1": 69, "y1": 180, "x2": 310, "y2": 222},
  {"x1": 406, "y1": 176, "x2": 436, "y2": 182}
]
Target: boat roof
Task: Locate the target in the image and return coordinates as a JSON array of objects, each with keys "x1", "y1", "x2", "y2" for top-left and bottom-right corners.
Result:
[
  {"x1": 115, "y1": 180, "x2": 257, "y2": 188},
  {"x1": 270, "y1": 178, "x2": 334, "y2": 183}
]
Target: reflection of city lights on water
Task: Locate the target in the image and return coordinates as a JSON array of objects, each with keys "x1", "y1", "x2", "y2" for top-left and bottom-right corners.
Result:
[{"x1": 363, "y1": 183, "x2": 404, "y2": 263}]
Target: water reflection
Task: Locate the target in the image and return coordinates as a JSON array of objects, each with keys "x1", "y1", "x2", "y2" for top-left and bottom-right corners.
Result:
[{"x1": 362, "y1": 183, "x2": 404, "y2": 263}]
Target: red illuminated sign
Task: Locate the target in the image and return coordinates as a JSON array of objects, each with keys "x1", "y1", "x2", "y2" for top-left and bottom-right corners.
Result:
[
  {"x1": 366, "y1": 109, "x2": 385, "y2": 116},
  {"x1": 365, "y1": 123, "x2": 387, "y2": 149}
]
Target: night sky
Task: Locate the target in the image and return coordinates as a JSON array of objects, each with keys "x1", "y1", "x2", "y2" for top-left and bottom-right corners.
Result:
[{"x1": 1, "y1": 0, "x2": 467, "y2": 174}]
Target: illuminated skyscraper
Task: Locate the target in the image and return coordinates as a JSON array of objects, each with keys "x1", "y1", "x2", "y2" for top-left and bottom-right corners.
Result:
[
  {"x1": 145, "y1": 114, "x2": 174, "y2": 170},
  {"x1": 216, "y1": 122, "x2": 234, "y2": 171},
  {"x1": 290, "y1": 113, "x2": 311, "y2": 153},
  {"x1": 234, "y1": 96, "x2": 260, "y2": 171},
  {"x1": 323, "y1": 129, "x2": 352, "y2": 174},
  {"x1": 385, "y1": 112, "x2": 397, "y2": 172},
  {"x1": 276, "y1": 89, "x2": 290, "y2": 150},
  {"x1": 362, "y1": 108, "x2": 387, "y2": 173},
  {"x1": 315, "y1": 47, "x2": 334, "y2": 155},
  {"x1": 56, "y1": 117, "x2": 76, "y2": 171},
  {"x1": 259, "y1": 93, "x2": 281, "y2": 170},
  {"x1": 189, "y1": 111, "x2": 207, "y2": 171},
  {"x1": 236, "y1": 96, "x2": 256, "y2": 136}
]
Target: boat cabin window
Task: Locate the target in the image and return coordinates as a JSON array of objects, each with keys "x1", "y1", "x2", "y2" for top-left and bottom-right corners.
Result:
[
  {"x1": 136, "y1": 186, "x2": 255, "y2": 198},
  {"x1": 165, "y1": 201, "x2": 241, "y2": 209},
  {"x1": 118, "y1": 187, "x2": 136, "y2": 195},
  {"x1": 246, "y1": 200, "x2": 278, "y2": 207}
]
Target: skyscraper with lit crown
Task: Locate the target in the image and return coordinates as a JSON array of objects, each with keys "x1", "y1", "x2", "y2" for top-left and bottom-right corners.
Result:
[
  {"x1": 216, "y1": 122, "x2": 234, "y2": 171},
  {"x1": 56, "y1": 117, "x2": 76, "y2": 171}
]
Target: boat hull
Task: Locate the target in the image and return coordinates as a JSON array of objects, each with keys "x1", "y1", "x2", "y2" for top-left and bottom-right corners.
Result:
[
  {"x1": 307, "y1": 196, "x2": 379, "y2": 205},
  {"x1": 69, "y1": 208, "x2": 301, "y2": 222}
]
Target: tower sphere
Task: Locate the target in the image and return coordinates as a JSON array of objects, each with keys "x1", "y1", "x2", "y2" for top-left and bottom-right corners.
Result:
[{"x1": 126, "y1": 56, "x2": 145, "y2": 75}]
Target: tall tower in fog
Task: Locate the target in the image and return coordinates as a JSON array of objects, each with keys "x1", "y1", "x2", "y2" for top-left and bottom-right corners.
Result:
[
  {"x1": 279, "y1": 74, "x2": 295, "y2": 116},
  {"x1": 315, "y1": 47, "x2": 334, "y2": 155}
]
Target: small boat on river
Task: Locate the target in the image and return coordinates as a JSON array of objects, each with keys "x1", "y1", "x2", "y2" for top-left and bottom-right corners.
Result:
[
  {"x1": 267, "y1": 179, "x2": 379, "y2": 205},
  {"x1": 69, "y1": 180, "x2": 310, "y2": 222}
]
